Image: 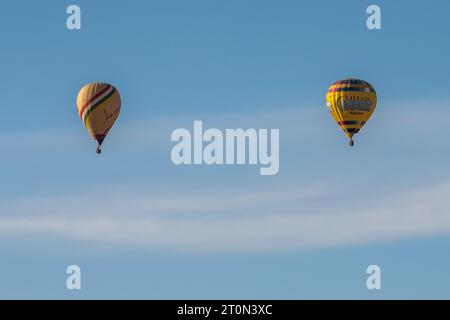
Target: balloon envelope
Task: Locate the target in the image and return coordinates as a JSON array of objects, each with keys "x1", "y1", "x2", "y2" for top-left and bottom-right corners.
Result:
[
  {"x1": 76, "y1": 83, "x2": 121, "y2": 152},
  {"x1": 326, "y1": 78, "x2": 377, "y2": 145}
]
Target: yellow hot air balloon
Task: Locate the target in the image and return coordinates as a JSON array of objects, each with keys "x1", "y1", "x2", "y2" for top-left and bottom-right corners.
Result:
[
  {"x1": 77, "y1": 83, "x2": 121, "y2": 154},
  {"x1": 326, "y1": 78, "x2": 377, "y2": 146}
]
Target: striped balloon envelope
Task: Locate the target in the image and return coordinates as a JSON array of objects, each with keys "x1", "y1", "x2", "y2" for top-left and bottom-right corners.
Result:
[
  {"x1": 326, "y1": 78, "x2": 377, "y2": 146},
  {"x1": 77, "y1": 83, "x2": 121, "y2": 154}
]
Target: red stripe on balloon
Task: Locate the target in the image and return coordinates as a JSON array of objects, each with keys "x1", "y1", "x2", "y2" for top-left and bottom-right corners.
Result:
[{"x1": 79, "y1": 85, "x2": 111, "y2": 119}]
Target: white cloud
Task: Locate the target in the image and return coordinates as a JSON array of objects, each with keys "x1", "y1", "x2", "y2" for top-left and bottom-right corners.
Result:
[
  {"x1": 1, "y1": 181, "x2": 450, "y2": 253},
  {"x1": 2, "y1": 100, "x2": 450, "y2": 252}
]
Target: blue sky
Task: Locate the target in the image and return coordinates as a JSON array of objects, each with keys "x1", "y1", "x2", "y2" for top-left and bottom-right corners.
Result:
[{"x1": 1, "y1": 0, "x2": 450, "y2": 299}]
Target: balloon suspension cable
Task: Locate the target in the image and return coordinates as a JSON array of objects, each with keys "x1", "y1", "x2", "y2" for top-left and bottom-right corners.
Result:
[
  {"x1": 96, "y1": 146, "x2": 102, "y2": 154},
  {"x1": 349, "y1": 139, "x2": 354, "y2": 147}
]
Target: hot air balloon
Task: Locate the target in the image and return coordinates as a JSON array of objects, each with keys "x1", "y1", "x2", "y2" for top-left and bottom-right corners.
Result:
[
  {"x1": 326, "y1": 78, "x2": 377, "y2": 146},
  {"x1": 77, "y1": 83, "x2": 121, "y2": 154}
]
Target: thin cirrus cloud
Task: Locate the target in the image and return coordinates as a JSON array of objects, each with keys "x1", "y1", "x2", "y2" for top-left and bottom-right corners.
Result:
[
  {"x1": 1, "y1": 99, "x2": 450, "y2": 252},
  {"x1": 0, "y1": 181, "x2": 450, "y2": 253}
]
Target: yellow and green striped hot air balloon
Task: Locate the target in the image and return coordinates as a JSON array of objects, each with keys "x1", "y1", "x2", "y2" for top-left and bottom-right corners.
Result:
[
  {"x1": 77, "y1": 83, "x2": 121, "y2": 154},
  {"x1": 326, "y1": 78, "x2": 377, "y2": 146}
]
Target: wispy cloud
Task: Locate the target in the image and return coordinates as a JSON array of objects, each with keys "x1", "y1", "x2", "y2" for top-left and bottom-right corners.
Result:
[
  {"x1": 2, "y1": 100, "x2": 450, "y2": 252},
  {"x1": 1, "y1": 181, "x2": 450, "y2": 253}
]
